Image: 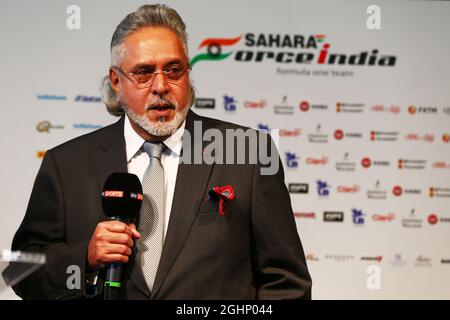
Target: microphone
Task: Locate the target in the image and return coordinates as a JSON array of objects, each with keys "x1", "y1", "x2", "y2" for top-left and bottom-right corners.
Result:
[{"x1": 101, "y1": 172, "x2": 143, "y2": 300}]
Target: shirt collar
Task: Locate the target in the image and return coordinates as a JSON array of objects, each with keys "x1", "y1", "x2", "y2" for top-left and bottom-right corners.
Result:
[{"x1": 124, "y1": 114, "x2": 185, "y2": 162}]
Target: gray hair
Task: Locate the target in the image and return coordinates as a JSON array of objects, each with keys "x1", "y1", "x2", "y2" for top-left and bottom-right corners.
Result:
[{"x1": 101, "y1": 4, "x2": 195, "y2": 116}]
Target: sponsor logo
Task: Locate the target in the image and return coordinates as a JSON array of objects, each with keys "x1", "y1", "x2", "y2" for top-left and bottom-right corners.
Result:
[
  {"x1": 334, "y1": 129, "x2": 344, "y2": 140},
  {"x1": 280, "y1": 128, "x2": 302, "y2": 137},
  {"x1": 334, "y1": 129, "x2": 363, "y2": 140},
  {"x1": 299, "y1": 100, "x2": 310, "y2": 112},
  {"x1": 361, "y1": 256, "x2": 383, "y2": 263},
  {"x1": 285, "y1": 152, "x2": 300, "y2": 168},
  {"x1": 306, "y1": 156, "x2": 329, "y2": 166},
  {"x1": 428, "y1": 214, "x2": 438, "y2": 225},
  {"x1": 393, "y1": 185, "x2": 421, "y2": 197},
  {"x1": 414, "y1": 255, "x2": 432, "y2": 267},
  {"x1": 443, "y1": 107, "x2": 450, "y2": 115},
  {"x1": 439, "y1": 216, "x2": 450, "y2": 223},
  {"x1": 367, "y1": 180, "x2": 388, "y2": 200},
  {"x1": 371, "y1": 105, "x2": 400, "y2": 114},
  {"x1": 443, "y1": 134, "x2": 450, "y2": 143},
  {"x1": 195, "y1": 98, "x2": 215, "y2": 109},
  {"x1": 294, "y1": 212, "x2": 316, "y2": 219},
  {"x1": 306, "y1": 253, "x2": 319, "y2": 261},
  {"x1": 308, "y1": 124, "x2": 329, "y2": 144},
  {"x1": 336, "y1": 102, "x2": 364, "y2": 113},
  {"x1": 74, "y1": 95, "x2": 101, "y2": 103},
  {"x1": 337, "y1": 184, "x2": 360, "y2": 194},
  {"x1": 317, "y1": 180, "x2": 331, "y2": 197},
  {"x1": 102, "y1": 190, "x2": 124, "y2": 198},
  {"x1": 393, "y1": 185, "x2": 403, "y2": 196},
  {"x1": 190, "y1": 33, "x2": 397, "y2": 67},
  {"x1": 257, "y1": 124, "x2": 270, "y2": 133},
  {"x1": 372, "y1": 213, "x2": 395, "y2": 222},
  {"x1": 441, "y1": 259, "x2": 450, "y2": 264},
  {"x1": 432, "y1": 161, "x2": 450, "y2": 169},
  {"x1": 402, "y1": 209, "x2": 423, "y2": 228},
  {"x1": 408, "y1": 105, "x2": 438, "y2": 115},
  {"x1": 36, "y1": 150, "x2": 46, "y2": 159},
  {"x1": 37, "y1": 94, "x2": 67, "y2": 101},
  {"x1": 274, "y1": 96, "x2": 294, "y2": 115},
  {"x1": 299, "y1": 100, "x2": 328, "y2": 112},
  {"x1": 257, "y1": 124, "x2": 300, "y2": 137},
  {"x1": 352, "y1": 208, "x2": 365, "y2": 225},
  {"x1": 398, "y1": 159, "x2": 427, "y2": 170},
  {"x1": 223, "y1": 95, "x2": 237, "y2": 111},
  {"x1": 288, "y1": 183, "x2": 309, "y2": 194},
  {"x1": 336, "y1": 152, "x2": 356, "y2": 171},
  {"x1": 323, "y1": 211, "x2": 343, "y2": 222},
  {"x1": 361, "y1": 157, "x2": 390, "y2": 168},
  {"x1": 36, "y1": 121, "x2": 64, "y2": 133},
  {"x1": 325, "y1": 254, "x2": 354, "y2": 262},
  {"x1": 73, "y1": 124, "x2": 102, "y2": 129},
  {"x1": 429, "y1": 187, "x2": 450, "y2": 198},
  {"x1": 244, "y1": 99, "x2": 267, "y2": 109},
  {"x1": 370, "y1": 131, "x2": 399, "y2": 142},
  {"x1": 404, "y1": 133, "x2": 435, "y2": 143},
  {"x1": 390, "y1": 253, "x2": 406, "y2": 266}
]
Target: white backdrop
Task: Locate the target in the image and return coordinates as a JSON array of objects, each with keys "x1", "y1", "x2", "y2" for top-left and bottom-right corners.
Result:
[{"x1": 1, "y1": 0, "x2": 449, "y2": 299}]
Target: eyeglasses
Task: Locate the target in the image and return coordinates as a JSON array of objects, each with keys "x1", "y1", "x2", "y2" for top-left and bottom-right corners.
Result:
[{"x1": 113, "y1": 64, "x2": 190, "y2": 89}]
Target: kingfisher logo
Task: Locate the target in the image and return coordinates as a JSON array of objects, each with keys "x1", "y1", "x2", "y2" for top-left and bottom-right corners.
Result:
[{"x1": 190, "y1": 33, "x2": 397, "y2": 67}]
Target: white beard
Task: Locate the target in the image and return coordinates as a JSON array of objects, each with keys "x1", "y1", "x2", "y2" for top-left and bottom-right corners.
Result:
[{"x1": 120, "y1": 96, "x2": 189, "y2": 137}]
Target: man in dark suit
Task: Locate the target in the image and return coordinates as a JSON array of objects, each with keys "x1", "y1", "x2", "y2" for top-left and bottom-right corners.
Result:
[{"x1": 11, "y1": 4, "x2": 311, "y2": 299}]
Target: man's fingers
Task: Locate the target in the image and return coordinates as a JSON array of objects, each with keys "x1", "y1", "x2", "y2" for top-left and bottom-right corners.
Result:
[
  {"x1": 99, "y1": 232, "x2": 134, "y2": 247},
  {"x1": 105, "y1": 244, "x2": 133, "y2": 256},
  {"x1": 103, "y1": 254, "x2": 129, "y2": 264},
  {"x1": 104, "y1": 221, "x2": 133, "y2": 236},
  {"x1": 129, "y1": 223, "x2": 141, "y2": 239}
]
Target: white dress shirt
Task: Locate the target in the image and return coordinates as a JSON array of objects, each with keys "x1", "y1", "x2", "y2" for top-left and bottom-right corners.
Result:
[{"x1": 124, "y1": 115, "x2": 185, "y2": 239}]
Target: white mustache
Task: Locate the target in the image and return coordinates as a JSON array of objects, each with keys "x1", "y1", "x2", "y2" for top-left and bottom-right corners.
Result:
[{"x1": 145, "y1": 97, "x2": 177, "y2": 111}]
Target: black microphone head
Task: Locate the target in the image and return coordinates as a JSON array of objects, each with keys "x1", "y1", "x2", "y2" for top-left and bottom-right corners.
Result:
[{"x1": 101, "y1": 172, "x2": 143, "y2": 220}]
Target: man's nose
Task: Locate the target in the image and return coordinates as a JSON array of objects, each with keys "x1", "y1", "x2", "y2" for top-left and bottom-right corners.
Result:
[{"x1": 151, "y1": 72, "x2": 170, "y2": 96}]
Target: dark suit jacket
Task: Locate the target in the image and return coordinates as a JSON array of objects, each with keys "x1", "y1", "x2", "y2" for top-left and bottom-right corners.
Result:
[{"x1": 11, "y1": 110, "x2": 312, "y2": 300}]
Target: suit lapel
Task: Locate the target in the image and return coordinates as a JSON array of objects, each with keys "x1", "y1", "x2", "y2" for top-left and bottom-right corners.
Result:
[
  {"x1": 151, "y1": 110, "x2": 214, "y2": 298},
  {"x1": 92, "y1": 116, "x2": 151, "y2": 297},
  {"x1": 93, "y1": 116, "x2": 128, "y2": 180}
]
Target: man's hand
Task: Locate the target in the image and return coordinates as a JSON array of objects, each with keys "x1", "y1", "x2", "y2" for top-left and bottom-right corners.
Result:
[{"x1": 87, "y1": 221, "x2": 141, "y2": 270}]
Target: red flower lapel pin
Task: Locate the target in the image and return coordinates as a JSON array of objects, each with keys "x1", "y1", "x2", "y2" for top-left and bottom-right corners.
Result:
[{"x1": 207, "y1": 185, "x2": 235, "y2": 216}]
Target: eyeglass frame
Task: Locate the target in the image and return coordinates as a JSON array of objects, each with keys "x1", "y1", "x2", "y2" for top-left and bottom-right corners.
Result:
[{"x1": 112, "y1": 63, "x2": 191, "y2": 89}]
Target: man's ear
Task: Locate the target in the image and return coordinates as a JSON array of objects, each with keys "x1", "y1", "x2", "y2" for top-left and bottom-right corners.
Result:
[{"x1": 109, "y1": 68, "x2": 120, "y2": 95}]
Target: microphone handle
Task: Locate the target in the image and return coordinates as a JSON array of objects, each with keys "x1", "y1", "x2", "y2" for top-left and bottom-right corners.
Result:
[{"x1": 104, "y1": 216, "x2": 131, "y2": 300}]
